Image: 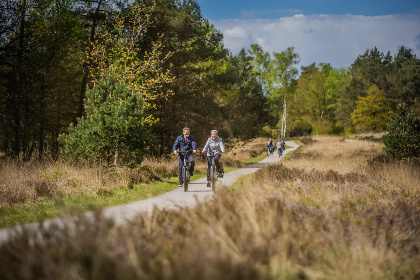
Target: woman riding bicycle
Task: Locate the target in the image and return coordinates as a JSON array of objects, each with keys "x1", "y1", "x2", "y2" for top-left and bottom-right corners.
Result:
[{"x1": 202, "y1": 130, "x2": 225, "y2": 187}]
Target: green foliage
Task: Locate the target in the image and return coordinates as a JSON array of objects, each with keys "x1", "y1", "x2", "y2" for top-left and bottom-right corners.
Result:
[
  {"x1": 391, "y1": 47, "x2": 420, "y2": 113},
  {"x1": 351, "y1": 84, "x2": 392, "y2": 132},
  {"x1": 248, "y1": 44, "x2": 299, "y2": 127},
  {"x1": 336, "y1": 47, "x2": 393, "y2": 130},
  {"x1": 289, "y1": 63, "x2": 345, "y2": 135},
  {"x1": 383, "y1": 104, "x2": 420, "y2": 159},
  {"x1": 59, "y1": 69, "x2": 145, "y2": 164}
]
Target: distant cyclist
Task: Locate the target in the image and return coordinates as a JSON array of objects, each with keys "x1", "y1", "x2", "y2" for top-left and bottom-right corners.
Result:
[
  {"x1": 173, "y1": 127, "x2": 197, "y2": 187},
  {"x1": 202, "y1": 130, "x2": 225, "y2": 187},
  {"x1": 267, "y1": 138, "x2": 274, "y2": 155},
  {"x1": 276, "y1": 138, "x2": 285, "y2": 156}
]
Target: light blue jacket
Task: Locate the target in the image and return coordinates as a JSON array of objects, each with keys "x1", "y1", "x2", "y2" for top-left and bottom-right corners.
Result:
[{"x1": 203, "y1": 136, "x2": 225, "y2": 156}]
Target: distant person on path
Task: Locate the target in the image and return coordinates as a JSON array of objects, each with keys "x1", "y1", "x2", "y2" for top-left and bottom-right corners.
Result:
[
  {"x1": 267, "y1": 138, "x2": 274, "y2": 154},
  {"x1": 277, "y1": 138, "x2": 285, "y2": 156},
  {"x1": 173, "y1": 127, "x2": 197, "y2": 187},
  {"x1": 202, "y1": 130, "x2": 225, "y2": 187}
]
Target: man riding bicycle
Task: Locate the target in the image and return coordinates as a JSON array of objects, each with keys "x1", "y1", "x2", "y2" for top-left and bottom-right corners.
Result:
[
  {"x1": 202, "y1": 130, "x2": 225, "y2": 187},
  {"x1": 173, "y1": 127, "x2": 197, "y2": 187}
]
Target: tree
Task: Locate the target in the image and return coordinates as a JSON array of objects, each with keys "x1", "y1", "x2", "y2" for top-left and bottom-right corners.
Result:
[
  {"x1": 248, "y1": 43, "x2": 270, "y2": 93},
  {"x1": 351, "y1": 84, "x2": 392, "y2": 132},
  {"x1": 336, "y1": 47, "x2": 392, "y2": 131},
  {"x1": 0, "y1": 0, "x2": 85, "y2": 159},
  {"x1": 59, "y1": 69, "x2": 145, "y2": 164},
  {"x1": 220, "y1": 49, "x2": 268, "y2": 138},
  {"x1": 134, "y1": 0, "x2": 230, "y2": 155},
  {"x1": 383, "y1": 104, "x2": 420, "y2": 159},
  {"x1": 59, "y1": 2, "x2": 172, "y2": 164},
  {"x1": 248, "y1": 45, "x2": 299, "y2": 130},
  {"x1": 290, "y1": 63, "x2": 344, "y2": 135},
  {"x1": 391, "y1": 47, "x2": 420, "y2": 113}
]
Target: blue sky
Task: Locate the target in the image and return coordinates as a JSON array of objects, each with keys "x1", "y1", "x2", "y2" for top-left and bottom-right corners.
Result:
[{"x1": 196, "y1": 0, "x2": 420, "y2": 68}]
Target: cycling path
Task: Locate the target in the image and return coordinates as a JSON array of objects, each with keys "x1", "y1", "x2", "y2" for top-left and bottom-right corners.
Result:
[{"x1": 0, "y1": 141, "x2": 299, "y2": 243}]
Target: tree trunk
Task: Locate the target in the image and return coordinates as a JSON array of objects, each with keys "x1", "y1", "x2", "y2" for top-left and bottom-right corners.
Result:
[
  {"x1": 38, "y1": 71, "x2": 46, "y2": 159},
  {"x1": 11, "y1": 0, "x2": 27, "y2": 158},
  {"x1": 78, "y1": 0, "x2": 103, "y2": 119}
]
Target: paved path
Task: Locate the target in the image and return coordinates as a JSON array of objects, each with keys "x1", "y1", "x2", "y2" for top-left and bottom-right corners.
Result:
[{"x1": 0, "y1": 141, "x2": 299, "y2": 244}]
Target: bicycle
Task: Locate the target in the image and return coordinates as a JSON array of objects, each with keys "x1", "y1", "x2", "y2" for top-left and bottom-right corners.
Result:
[
  {"x1": 277, "y1": 147, "x2": 283, "y2": 158},
  {"x1": 177, "y1": 150, "x2": 190, "y2": 192},
  {"x1": 267, "y1": 145, "x2": 273, "y2": 156},
  {"x1": 207, "y1": 151, "x2": 218, "y2": 192}
]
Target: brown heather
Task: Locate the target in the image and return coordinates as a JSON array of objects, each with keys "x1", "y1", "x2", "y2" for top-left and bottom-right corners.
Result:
[{"x1": 0, "y1": 135, "x2": 418, "y2": 279}]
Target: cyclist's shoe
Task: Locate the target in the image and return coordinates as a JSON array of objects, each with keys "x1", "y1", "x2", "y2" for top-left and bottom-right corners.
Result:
[
  {"x1": 189, "y1": 171, "x2": 193, "y2": 177},
  {"x1": 207, "y1": 182, "x2": 211, "y2": 187},
  {"x1": 178, "y1": 183, "x2": 182, "y2": 187}
]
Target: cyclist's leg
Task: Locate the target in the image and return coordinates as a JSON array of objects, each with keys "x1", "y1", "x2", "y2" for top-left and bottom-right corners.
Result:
[
  {"x1": 187, "y1": 153, "x2": 195, "y2": 175},
  {"x1": 215, "y1": 153, "x2": 224, "y2": 176}
]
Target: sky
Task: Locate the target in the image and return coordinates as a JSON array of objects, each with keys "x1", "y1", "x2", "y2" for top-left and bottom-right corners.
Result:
[{"x1": 196, "y1": 0, "x2": 420, "y2": 69}]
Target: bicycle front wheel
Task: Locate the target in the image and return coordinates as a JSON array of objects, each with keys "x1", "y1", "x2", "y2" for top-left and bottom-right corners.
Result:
[
  {"x1": 182, "y1": 166, "x2": 188, "y2": 192},
  {"x1": 210, "y1": 165, "x2": 216, "y2": 192}
]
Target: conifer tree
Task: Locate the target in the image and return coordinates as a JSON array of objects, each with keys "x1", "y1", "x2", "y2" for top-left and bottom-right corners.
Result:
[
  {"x1": 383, "y1": 104, "x2": 420, "y2": 159},
  {"x1": 59, "y1": 69, "x2": 145, "y2": 164}
]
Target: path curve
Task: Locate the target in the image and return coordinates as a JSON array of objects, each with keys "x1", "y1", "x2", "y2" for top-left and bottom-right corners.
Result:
[{"x1": 0, "y1": 141, "x2": 299, "y2": 243}]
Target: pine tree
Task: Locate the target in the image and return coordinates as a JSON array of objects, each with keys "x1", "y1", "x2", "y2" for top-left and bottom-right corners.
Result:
[
  {"x1": 383, "y1": 104, "x2": 420, "y2": 159},
  {"x1": 351, "y1": 84, "x2": 392, "y2": 132},
  {"x1": 59, "y1": 69, "x2": 145, "y2": 165}
]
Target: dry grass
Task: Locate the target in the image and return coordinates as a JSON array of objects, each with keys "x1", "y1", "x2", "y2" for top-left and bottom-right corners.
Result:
[
  {"x1": 0, "y1": 136, "x2": 418, "y2": 279},
  {"x1": 0, "y1": 159, "x2": 177, "y2": 207},
  {"x1": 0, "y1": 138, "x2": 268, "y2": 207},
  {"x1": 284, "y1": 136, "x2": 383, "y2": 174},
  {"x1": 223, "y1": 138, "x2": 270, "y2": 167}
]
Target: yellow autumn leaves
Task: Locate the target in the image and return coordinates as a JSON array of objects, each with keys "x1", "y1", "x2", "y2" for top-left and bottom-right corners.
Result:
[{"x1": 89, "y1": 3, "x2": 173, "y2": 124}]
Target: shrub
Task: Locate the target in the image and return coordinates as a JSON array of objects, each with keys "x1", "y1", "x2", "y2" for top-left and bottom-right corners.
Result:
[{"x1": 383, "y1": 104, "x2": 420, "y2": 159}]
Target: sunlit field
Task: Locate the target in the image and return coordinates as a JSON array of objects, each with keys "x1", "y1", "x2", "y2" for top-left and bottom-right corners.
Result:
[{"x1": 1, "y1": 136, "x2": 418, "y2": 279}]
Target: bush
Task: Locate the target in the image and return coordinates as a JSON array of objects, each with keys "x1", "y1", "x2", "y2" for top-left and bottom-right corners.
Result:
[{"x1": 383, "y1": 104, "x2": 420, "y2": 159}]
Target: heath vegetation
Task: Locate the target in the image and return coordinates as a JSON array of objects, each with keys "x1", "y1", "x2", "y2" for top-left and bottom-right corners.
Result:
[
  {"x1": 1, "y1": 136, "x2": 418, "y2": 279},
  {"x1": 0, "y1": 138, "x2": 268, "y2": 228}
]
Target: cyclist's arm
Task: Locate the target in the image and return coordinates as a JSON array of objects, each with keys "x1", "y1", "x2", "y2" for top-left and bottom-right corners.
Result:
[
  {"x1": 220, "y1": 138, "x2": 225, "y2": 153},
  {"x1": 191, "y1": 136, "x2": 197, "y2": 153},
  {"x1": 202, "y1": 139, "x2": 209, "y2": 153},
  {"x1": 173, "y1": 137, "x2": 180, "y2": 154}
]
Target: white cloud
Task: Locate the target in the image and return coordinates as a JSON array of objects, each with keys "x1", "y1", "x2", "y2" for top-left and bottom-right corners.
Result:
[{"x1": 212, "y1": 14, "x2": 420, "y2": 68}]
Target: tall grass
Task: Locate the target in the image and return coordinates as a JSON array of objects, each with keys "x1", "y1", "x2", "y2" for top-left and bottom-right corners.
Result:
[
  {"x1": 0, "y1": 138, "x2": 268, "y2": 208},
  {"x1": 1, "y1": 136, "x2": 418, "y2": 279}
]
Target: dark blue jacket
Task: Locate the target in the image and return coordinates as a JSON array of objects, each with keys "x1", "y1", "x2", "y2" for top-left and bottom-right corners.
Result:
[{"x1": 173, "y1": 135, "x2": 197, "y2": 152}]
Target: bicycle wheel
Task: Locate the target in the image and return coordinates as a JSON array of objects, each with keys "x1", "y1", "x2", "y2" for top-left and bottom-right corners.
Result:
[
  {"x1": 267, "y1": 149, "x2": 270, "y2": 156},
  {"x1": 182, "y1": 166, "x2": 188, "y2": 192},
  {"x1": 210, "y1": 165, "x2": 216, "y2": 192}
]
